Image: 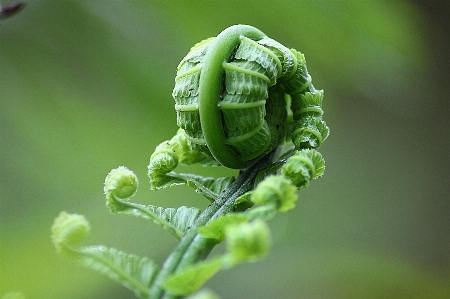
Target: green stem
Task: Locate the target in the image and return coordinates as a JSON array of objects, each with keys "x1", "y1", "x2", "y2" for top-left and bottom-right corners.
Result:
[
  {"x1": 199, "y1": 24, "x2": 266, "y2": 169},
  {"x1": 148, "y1": 152, "x2": 275, "y2": 299}
]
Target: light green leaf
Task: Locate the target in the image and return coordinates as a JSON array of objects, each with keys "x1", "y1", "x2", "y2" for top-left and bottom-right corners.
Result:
[
  {"x1": 198, "y1": 214, "x2": 250, "y2": 242},
  {"x1": 77, "y1": 246, "x2": 158, "y2": 299},
  {"x1": 151, "y1": 172, "x2": 234, "y2": 202},
  {"x1": 234, "y1": 191, "x2": 252, "y2": 206},
  {"x1": 246, "y1": 204, "x2": 278, "y2": 220},
  {"x1": 224, "y1": 220, "x2": 271, "y2": 267},
  {"x1": 140, "y1": 205, "x2": 201, "y2": 238},
  {"x1": 251, "y1": 175, "x2": 298, "y2": 212},
  {"x1": 185, "y1": 175, "x2": 235, "y2": 202},
  {"x1": 186, "y1": 289, "x2": 222, "y2": 299},
  {"x1": 107, "y1": 196, "x2": 200, "y2": 240},
  {"x1": 232, "y1": 191, "x2": 255, "y2": 212},
  {"x1": 148, "y1": 172, "x2": 186, "y2": 190},
  {"x1": 163, "y1": 258, "x2": 222, "y2": 296}
]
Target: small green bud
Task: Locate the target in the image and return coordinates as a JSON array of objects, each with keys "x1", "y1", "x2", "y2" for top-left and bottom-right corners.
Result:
[
  {"x1": 291, "y1": 117, "x2": 329, "y2": 149},
  {"x1": 149, "y1": 149, "x2": 178, "y2": 175},
  {"x1": 251, "y1": 175, "x2": 298, "y2": 212},
  {"x1": 51, "y1": 211, "x2": 90, "y2": 254},
  {"x1": 148, "y1": 130, "x2": 217, "y2": 176},
  {"x1": 104, "y1": 166, "x2": 138, "y2": 199},
  {"x1": 225, "y1": 219, "x2": 271, "y2": 266},
  {"x1": 147, "y1": 140, "x2": 179, "y2": 188},
  {"x1": 281, "y1": 149, "x2": 325, "y2": 188}
]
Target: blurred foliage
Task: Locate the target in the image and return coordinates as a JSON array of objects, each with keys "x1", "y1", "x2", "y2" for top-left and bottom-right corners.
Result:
[{"x1": 0, "y1": 0, "x2": 449, "y2": 298}]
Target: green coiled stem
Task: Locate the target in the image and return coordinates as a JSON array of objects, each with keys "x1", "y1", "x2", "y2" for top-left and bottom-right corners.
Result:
[{"x1": 199, "y1": 25, "x2": 267, "y2": 169}]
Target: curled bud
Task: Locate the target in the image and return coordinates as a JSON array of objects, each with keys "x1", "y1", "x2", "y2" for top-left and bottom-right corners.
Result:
[
  {"x1": 51, "y1": 211, "x2": 90, "y2": 254},
  {"x1": 291, "y1": 90, "x2": 324, "y2": 120},
  {"x1": 148, "y1": 130, "x2": 220, "y2": 188},
  {"x1": 281, "y1": 149, "x2": 325, "y2": 189},
  {"x1": 225, "y1": 219, "x2": 271, "y2": 266},
  {"x1": 148, "y1": 142, "x2": 179, "y2": 188},
  {"x1": 148, "y1": 129, "x2": 218, "y2": 176},
  {"x1": 289, "y1": 89, "x2": 329, "y2": 150},
  {"x1": 104, "y1": 166, "x2": 138, "y2": 199},
  {"x1": 291, "y1": 117, "x2": 329, "y2": 149},
  {"x1": 149, "y1": 149, "x2": 178, "y2": 174},
  {"x1": 251, "y1": 175, "x2": 298, "y2": 212}
]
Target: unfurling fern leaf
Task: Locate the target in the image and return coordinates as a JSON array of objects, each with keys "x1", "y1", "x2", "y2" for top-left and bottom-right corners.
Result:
[{"x1": 172, "y1": 25, "x2": 328, "y2": 169}]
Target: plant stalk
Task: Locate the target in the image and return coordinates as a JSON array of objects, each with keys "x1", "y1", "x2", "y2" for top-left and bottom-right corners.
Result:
[{"x1": 148, "y1": 153, "x2": 275, "y2": 299}]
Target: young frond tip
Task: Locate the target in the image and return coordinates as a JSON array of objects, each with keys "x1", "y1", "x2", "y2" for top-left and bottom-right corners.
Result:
[
  {"x1": 281, "y1": 149, "x2": 325, "y2": 188},
  {"x1": 251, "y1": 175, "x2": 298, "y2": 212},
  {"x1": 104, "y1": 166, "x2": 138, "y2": 200},
  {"x1": 51, "y1": 211, "x2": 90, "y2": 254}
]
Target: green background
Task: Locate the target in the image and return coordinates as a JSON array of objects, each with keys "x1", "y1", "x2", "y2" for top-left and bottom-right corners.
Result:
[{"x1": 1, "y1": 0, "x2": 449, "y2": 298}]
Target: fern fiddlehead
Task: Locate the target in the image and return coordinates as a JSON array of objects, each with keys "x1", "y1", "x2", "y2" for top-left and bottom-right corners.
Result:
[
  {"x1": 146, "y1": 25, "x2": 329, "y2": 298},
  {"x1": 52, "y1": 24, "x2": 330, "y2": 299},
  {"x1": 170, "y1": 24, "x2": 329, "y2": 170}
]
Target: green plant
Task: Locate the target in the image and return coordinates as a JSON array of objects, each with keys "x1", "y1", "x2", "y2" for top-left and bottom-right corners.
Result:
[{"x1": 51, "y1": 24, "x2": 329, "y2": 299}]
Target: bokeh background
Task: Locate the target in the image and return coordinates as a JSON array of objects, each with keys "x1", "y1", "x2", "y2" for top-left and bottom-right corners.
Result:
[{"x1": 1, "y1": 0, "x2": 449, "y2": 298}]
